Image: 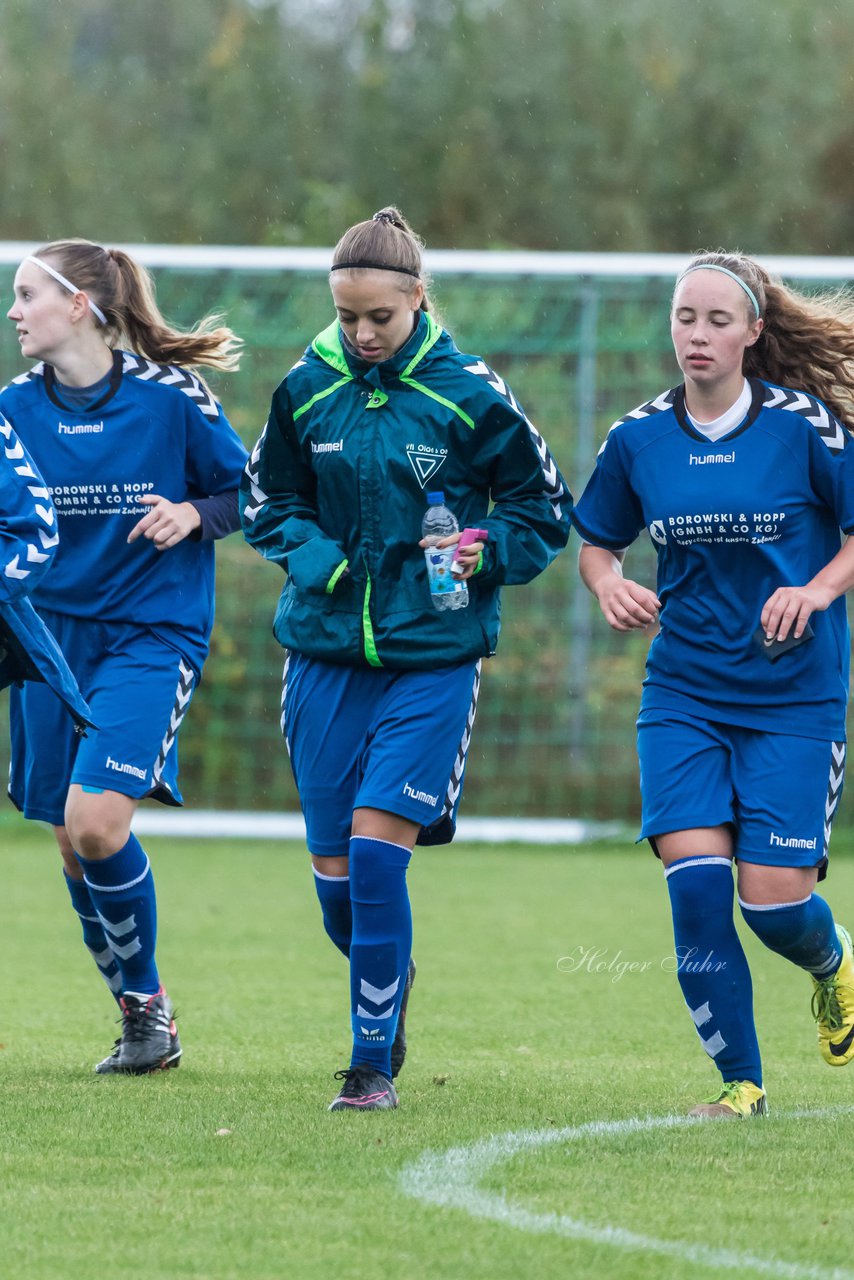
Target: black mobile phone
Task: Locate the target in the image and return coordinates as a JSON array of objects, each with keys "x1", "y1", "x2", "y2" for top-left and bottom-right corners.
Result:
[{"x1": 752, "y1": 621, "x2": 814, "y2": 662}]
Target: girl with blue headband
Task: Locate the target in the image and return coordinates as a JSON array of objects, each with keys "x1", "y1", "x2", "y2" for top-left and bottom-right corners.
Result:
[{"x1": 572, "y1": 249, "x2": 854, "y2": 1119}]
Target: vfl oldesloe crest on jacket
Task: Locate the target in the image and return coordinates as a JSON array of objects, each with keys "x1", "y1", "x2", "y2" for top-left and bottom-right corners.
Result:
[{"x1": 241, "y1": 310, "x2": 571, "y2": 668}]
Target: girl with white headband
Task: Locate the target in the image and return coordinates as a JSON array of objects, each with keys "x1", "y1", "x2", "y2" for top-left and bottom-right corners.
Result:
[
  {"x1": 3, "y1": 238, "x2": 247, "y2": 1076},
  {"x1": 572, "y1": 250, "x2": 854, "y2": 1119}
]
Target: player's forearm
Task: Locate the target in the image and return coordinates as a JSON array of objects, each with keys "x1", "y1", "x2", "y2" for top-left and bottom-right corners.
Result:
[
  {"x1": 807, "y1": 535, "x2": 854, "y2": 604},
  {"x1": 578, "y1": 543, "x2": 626, "y2": 599}
]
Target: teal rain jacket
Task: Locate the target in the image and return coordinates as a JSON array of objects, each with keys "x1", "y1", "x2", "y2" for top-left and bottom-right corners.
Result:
[{"x1": 241, "y1": 311, "x2": 571, "y2": 669}]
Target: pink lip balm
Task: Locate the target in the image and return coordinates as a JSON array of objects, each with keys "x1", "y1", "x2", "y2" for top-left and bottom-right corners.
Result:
[{"x1": 452, "y1": 527, "x2": 489, "y2": 574}]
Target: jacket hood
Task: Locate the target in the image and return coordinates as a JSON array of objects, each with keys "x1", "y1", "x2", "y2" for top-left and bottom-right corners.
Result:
[{"x1": 311, "y1": 310, "x2": 448, "y2": 381}]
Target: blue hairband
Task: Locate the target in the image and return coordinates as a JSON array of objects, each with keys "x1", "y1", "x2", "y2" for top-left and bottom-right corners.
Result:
[{"x1": 677, "y1": 264, "x2": 761, "y2": 318}]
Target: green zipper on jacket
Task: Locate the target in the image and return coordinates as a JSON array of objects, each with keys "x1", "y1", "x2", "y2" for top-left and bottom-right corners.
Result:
[{"x1": 362, "y1": 569, "x2": 382, "y2": 667}]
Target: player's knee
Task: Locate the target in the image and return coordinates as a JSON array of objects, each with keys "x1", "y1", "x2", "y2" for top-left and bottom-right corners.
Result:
[
  {"x1": 64, "y1": 800, "x2": 132, "y2": 860},
  {"x1": 349, "y1": 833, "x2": 411, "y2": 902},
  {"x1": 311, "y1": 853, "x2": 349, "y2": 877}
]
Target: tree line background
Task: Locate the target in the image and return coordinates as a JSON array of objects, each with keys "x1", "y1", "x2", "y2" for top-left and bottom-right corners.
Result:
[{"x1": 1, "y1": 0, "x2": 851, "y2": 255}]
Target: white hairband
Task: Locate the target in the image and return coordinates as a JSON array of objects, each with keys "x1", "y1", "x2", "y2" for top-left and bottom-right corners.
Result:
[
  {"x1": 676, "y1": 263, "x2": 761, "y2": 318},
  {"x1": 25, "y1": 255, "x2": 108, "y2": 326}
]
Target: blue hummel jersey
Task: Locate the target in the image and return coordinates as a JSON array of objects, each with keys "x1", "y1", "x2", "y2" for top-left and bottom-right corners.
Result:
[
  {"x1": 0, "y1": 352, "x2": 247, "y2": 669},
  {"x1": 572, "y1": 379, "x2": 854, "y2": 739}
]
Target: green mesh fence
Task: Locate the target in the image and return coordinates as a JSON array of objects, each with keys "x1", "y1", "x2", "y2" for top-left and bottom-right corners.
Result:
[{"x1": 0, "y1": 258, "x2": 850, "y2": 823}]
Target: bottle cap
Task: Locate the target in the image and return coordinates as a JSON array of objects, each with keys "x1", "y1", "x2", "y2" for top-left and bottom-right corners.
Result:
[{"x1": 426, "y1": 491, "x2": 444, "y2": 505}]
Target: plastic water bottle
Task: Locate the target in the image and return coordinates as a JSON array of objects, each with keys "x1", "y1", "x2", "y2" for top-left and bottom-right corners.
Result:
[{"x1": 422, "y1": 491, "x2": 468, "y2": 611}]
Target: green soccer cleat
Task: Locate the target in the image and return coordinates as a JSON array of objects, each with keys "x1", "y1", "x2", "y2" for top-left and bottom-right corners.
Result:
[
  {"x1": 688, "y1": 1080, "x2": 767, "y2": 1119},
  {"x1": 812, "y1": 924, "x2": 854, "y2": 1066}
]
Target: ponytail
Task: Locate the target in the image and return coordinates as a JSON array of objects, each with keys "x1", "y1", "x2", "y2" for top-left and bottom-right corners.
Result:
[
  {"x1": 331, "y1": 207, "x2": 438, "y2": 317},
  {"x1": 32, "y1": 239, "x2": 242, "y2": 373}
]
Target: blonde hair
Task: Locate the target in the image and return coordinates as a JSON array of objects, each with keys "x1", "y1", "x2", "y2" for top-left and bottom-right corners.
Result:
[
  {"x1": 330, "y1": 206, "x2": 437, "y2": 315},
  {"x1": 677, "y1": 251, "x2": 854, "y2": 424},
  {"x1": 34, "y1": 239, "x2": 242, "y2": 372}
]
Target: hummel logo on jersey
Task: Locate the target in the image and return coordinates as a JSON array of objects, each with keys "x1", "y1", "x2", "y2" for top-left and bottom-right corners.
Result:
[
  {"x1": 311, "y1": 439, "x2": 343, "y2": 454},
  {"x1": 406, "y1": 443, "x2": 448, "y2": 488},
  {"x1": 769, "y1": 831, "x2": 817, "y2": 850},
  {"x1": 106, "y1": 756, "x2": 147, "y2": 782},
  {"x1": 403, "y1": 781, "x2": 439, "y2": 805},
  {"x1": 58, "y1": 421, "x2": 104, "y2": 435},
  {"x1": 688, "y1": 451, "x2": 735, "y2": 465}
]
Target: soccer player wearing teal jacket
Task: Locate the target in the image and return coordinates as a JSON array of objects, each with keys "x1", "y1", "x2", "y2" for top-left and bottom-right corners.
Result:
[
  {"x1": 241, "y1": 207, "x2": 571, "y2": 1112},
  {"x1": 574, "y1": 251, "x2": 854, "y2": 1119},
  {"x1": 4, "y1": 240, "x2": 246, "y2": 1076}
]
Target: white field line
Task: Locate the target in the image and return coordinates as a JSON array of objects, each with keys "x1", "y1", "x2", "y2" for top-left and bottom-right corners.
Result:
[
  {"x1": 399, "y1": 1108, "x2": 854, "y2": 1279},
  {"x1": 130, "y1": 810, "x2": 627, "y2": 844}
]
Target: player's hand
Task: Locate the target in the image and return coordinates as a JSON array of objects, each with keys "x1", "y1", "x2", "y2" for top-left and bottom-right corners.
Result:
[
  {"x1": 760, "y1": 584, "x2": 833, "y2": 642},
  {"x1": 127, "y1": 494, "x2": 202, "y2": 551},
  {"x1": 595, "y1": 576, "x2": 661, "y2": 632},
  {"x1": 417, "y1": 532, "x2": 484, "y2": 580}
]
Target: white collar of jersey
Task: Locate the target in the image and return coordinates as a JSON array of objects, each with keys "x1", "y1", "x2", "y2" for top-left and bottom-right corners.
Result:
[
  {"x1": 26, "y1": 256, "x2": 108, "y2": 327},
  {"x1": 686, "y1": 379, "x2": 752, "y2": 442}
]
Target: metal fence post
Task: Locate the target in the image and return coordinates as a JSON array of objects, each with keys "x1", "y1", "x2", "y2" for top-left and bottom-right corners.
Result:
[{"x1": 568, "y1": 282, "x2": 600, "y2": 764}]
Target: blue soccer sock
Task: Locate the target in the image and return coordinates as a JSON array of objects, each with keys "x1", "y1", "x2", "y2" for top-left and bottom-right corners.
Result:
[
  {"x1": 348, "y1": 835, "x2": 412, "y2": 1079},
  {"x1": 63, "y1": 872, "x2": 122, "y2": 1001},
  {"x1": 77, "y1": 834, "x2": 160, "y2": 997},
  {"x1": 665, "y1": 856, "x2": 762, "y2": 1088},
  {"x1": 312, "y1": 866, "x2": 352, "y2": 957},
  {"x1": 740, "y1": 893, "x2": 843, "y2": 979}
]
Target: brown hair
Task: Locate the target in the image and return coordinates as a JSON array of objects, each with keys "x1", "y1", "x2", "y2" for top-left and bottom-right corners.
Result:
[
  {"x1": 34, "y1": 239, "x2": 242, "y2": 372},
  {"x1": 330, "y1": 206, "x2": 437, "y2": 315},
  {"x1": 676, "y1": 251, "x2": 854, "y2": 424}
]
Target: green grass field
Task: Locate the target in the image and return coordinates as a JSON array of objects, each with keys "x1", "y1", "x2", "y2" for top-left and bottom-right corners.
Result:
[{"x1": 2, "y1": 815, "x2": 854, "y2": 1280}]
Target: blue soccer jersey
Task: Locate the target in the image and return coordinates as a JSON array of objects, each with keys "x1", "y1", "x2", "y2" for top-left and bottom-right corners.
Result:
[
  {"x1": 572, "y1": 379, "x2": 854, "y2": 739},
  {"x1": 0, "y1": 351, "x2": 247, "y2": 668}
]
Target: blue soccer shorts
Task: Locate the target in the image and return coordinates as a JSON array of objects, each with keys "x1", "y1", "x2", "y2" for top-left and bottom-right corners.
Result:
[
  {"x1": 9, "y1": 611, "x2": 198, "y2": 825},
  {"x1": 637, "y1": 708, "x2": 845, "y2": 872},
  {"x1": 282, "y1": 653, "x2": 481, "y2": 857}
]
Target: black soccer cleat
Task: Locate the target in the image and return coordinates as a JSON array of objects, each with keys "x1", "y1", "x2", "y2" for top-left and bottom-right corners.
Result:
[
  {"x1": 95, "y1": 988, "x2": 182, "y2": 1075},
  {"x1": 391, "y1": 957, "x2": 416, "y2": 1079},
  {"x1": 93, "y1": 1036, "x2": 122, "y2": 1075},
  {"x1": 328, "y1": 1064, "x2": 398, "y2": 1111}
]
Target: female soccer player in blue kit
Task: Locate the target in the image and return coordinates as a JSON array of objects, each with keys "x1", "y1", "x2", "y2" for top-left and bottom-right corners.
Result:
[
  {"x1": 241, "y1": 207, "x2": 571, "y2": 1111},
  {"x1": 574, "y1": 251, "x2": 854, "y2": 1118},
  {"x1": 4, "y1": 240, "x2": 247, "y2": 1074}
]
